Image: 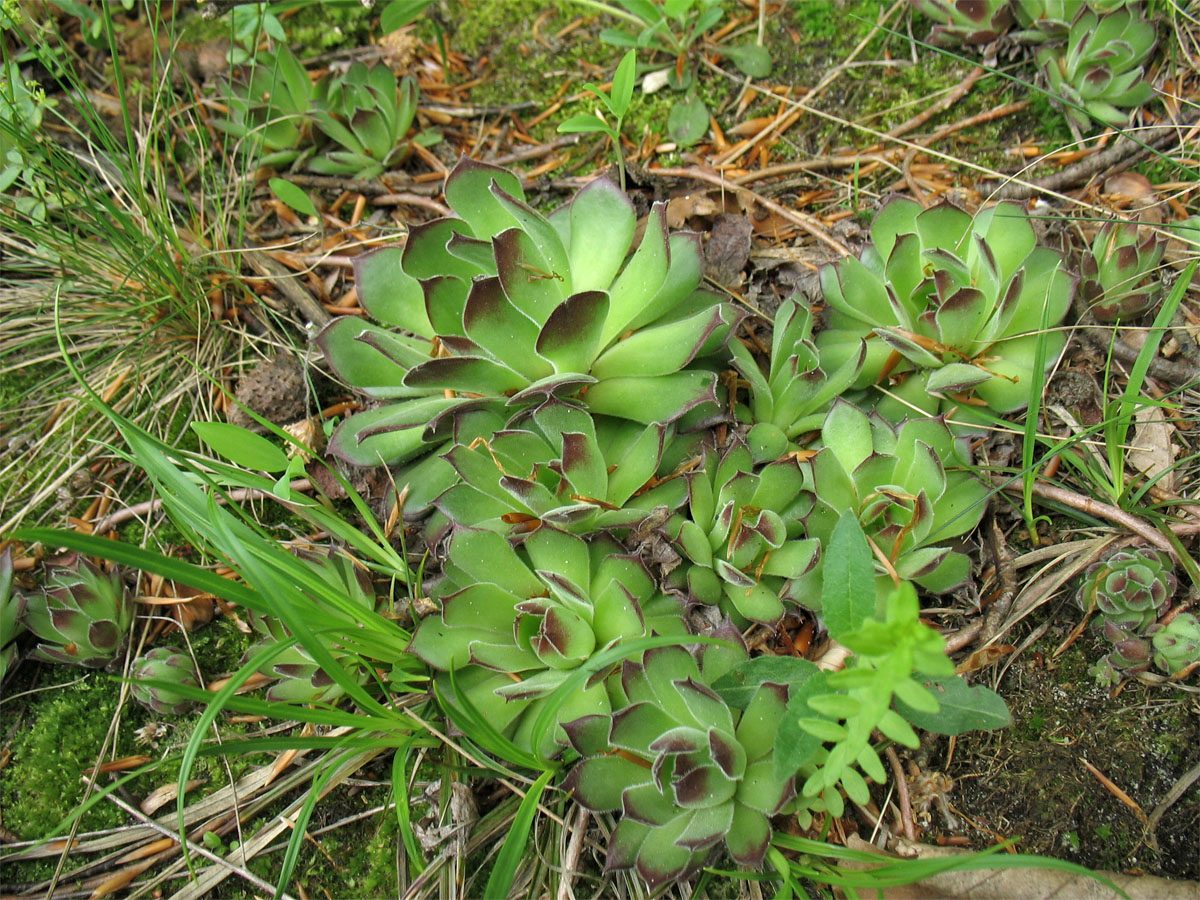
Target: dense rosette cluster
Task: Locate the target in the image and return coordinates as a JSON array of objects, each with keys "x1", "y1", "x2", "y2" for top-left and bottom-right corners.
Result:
[
  {"x1": 910, "y1": 0, "x2": 1013, "y2": 46},
  {"x1": 794, "y1": 402, "x2": 988, "y2": 598},
  {"x1": 130, "y1": 646, "x2": 200, "y2": 716},
  {"x1": 630, "y1": 441, "x2": 819, "y2": 624},
  {"x1": 1037, "y1": 10, "x2": 1156, "y2": 130},
  {"x1": 435, "y1": 400, "x2": 669, "y2": 536},
  {"x1": 410, "y1": 527, "x2": 686, "y2": 756},
  {"x1": 319, "y1": 157, "x2": 737, "y2": 510},
  {"x1": 729, "y1": 296, "x2": 864, "y2": 462},
  {"x1": 23, "y1": 555, "x2": 132, "y2": 668},
  {"x1": 1080, "y1": 221, "x2": 1165, "y2": 322},
  {"x1": 563, "y1": 640, "x2": 793, "y2": 887},
  {"x1": 1078, "y1": 548, "x2": 1175, "y2": 635},
  {"x1": 1077, "y1": 549, "x2": 1177, "y2": 684},
  {"x1": 1150, "y1": 613, "x2": 1200, "y2": 676},
  {"x1": 817, "y1": 197, "x2": 1073, "y2": 421}
]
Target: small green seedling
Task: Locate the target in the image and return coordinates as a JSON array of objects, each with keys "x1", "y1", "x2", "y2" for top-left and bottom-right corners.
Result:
[{"x1": 558, "y1": 49, "x2": 637, "y2": 190}]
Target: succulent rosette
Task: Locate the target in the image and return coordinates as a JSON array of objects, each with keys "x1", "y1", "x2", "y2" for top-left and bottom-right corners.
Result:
[
  {"x1": 628, "y1": 440, "x2": 820, "y2": 624},
  {"x1": 563, "y1": 638, "x2": 794, "y2": 887},
  {"x1": 1149, "y1": 612, "x2": 1200, "y2": 676},
  {"x1": 817, "y1": 197, "x2": 1073, "y2": 422},
  {"x1": 435, "y1": 400, "x2": 671, "y2": 536},
  {"x1": 318, "y1": 157, "x2": 738, "y2": 511},
  {"x1": 1077, "y1": 548, "x2": 1175, "y2": 638},
  {"x1": 911, "y1": 0, "x2": 1013, "y2": 47},
  {"x1": 243, "y1": 551, "x2": 381, "y2": 704},
  {"x1": 0, "y1": 548, "x2": 25, "y2": 681},
  {"x1": 1078, "y1": 548, "x2": 1176, "y2": 684},
  {"x1": 729, "y1": 296, "x2": 864, "y2": 463},
  {"x1": 22, "y1": 555, "x2": 132, "y2": 668},
  {"x1": 130, "y1": 646, "x2": 200, "y2": 715},
  {"x1": 310, "y1": 63, "x2": 418, "y2": 179},
  {"x1": 215, "y1": 45, "x2": 314, "y2": 167},
  {"x1": 793, "y1": 401, "x2": 988, "y2": 600},
  {"x1": 411, "y1": 527, "x2": 686, "y2": 756},
  {"x1": 1037, "y1": 10, "x2": 1156, "y2": 130},
  {"x1": 1080, "y1": 221, "x2": 1166, "y2": 322},
  {"x1": 1011, "y1": 0, "x2": 1079, "y2": 42}
]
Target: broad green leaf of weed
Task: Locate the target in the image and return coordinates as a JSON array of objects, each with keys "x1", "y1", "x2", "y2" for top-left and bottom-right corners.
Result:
[
  {"x1": 191, "y1": 421, "x2": 289, "y2": 472},
  {"x1": 822, "y1": 511, "x2": 875, "y2": 640},
  {"x1": 893, "y1": 675, "x2": 1011, "y2": 734}
]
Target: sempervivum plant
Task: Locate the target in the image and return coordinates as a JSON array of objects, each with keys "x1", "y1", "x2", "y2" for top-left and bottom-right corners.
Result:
[
  {"x1": 434, "y1": 400, "x2": 670, "y2": 536},
  {"x1": 243, "y1": 551, "x2": 380, "y2": 703},
  {"x1": 22, "y1": 555, "x2": 132, "y2": 668},
  {"x1": 1080, "y1": 221, "x2": 1166, "y2": 322},
  {"x1": 0, "y1": 548, "x2": 24, "y2": 681},
  {"x1": 1150, "y1": 612, "x2": 1200, "y2": 676},
  {"x1": 310, "y1": 63, "x2": 418, "y2": 179},
  {"x1": 563, "y1": 638, "x2": 794, "y2": 887},
  {"x1": 794, "y1": 401, "x2": 988, "y2": 599},
  {"x1": 319, "y1": 157, "x2": 738, "y2": 509},
  {"x1": 910, "y1": 0, "x2": 1013, "y2": 47},
  {"x1": 728, "y1": 296, "x2": 864, "y2": 463},
  {"x1": 216, "y1": 45, "x2": 314, "y2": 168},
  {"x1": 130, "y1": 647, "x2": 200, "y2": 716},
  {"x1": 628, "y1": 440, "x2": 820, "y2": 624},
  {"x1": 1037, "y1": 10, "x2": 1156, "y2": 130},
  {"x1": 817, "y1": 197, "x2": 1073, "y2": 421},
  {"x1": 1078, "y1": 548, "x2": 1175, "y2": 637},
  {"x1": 411, "y1": 527, "x2": 686, "y2": 757},
  {"x1": 1078, "y1": 548, "x2": 1176, "y2": 684}
]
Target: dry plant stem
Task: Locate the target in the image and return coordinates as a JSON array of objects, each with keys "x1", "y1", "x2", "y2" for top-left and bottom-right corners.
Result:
[
  {"x1": 649, "y1": 165, "x2": 850, "y2": 256},
  {"x1": 992, "y1": 477, "x2": 1176, "y2": 555},
  {"x1": 556, "y1": 805, "x2": 589, "y2": 900},
  {"x1": 978, "y1": 519, "x2": 1018, "y2": 647},
  {"x1": 92, "y1": 780, "x2": 298, "y2": 900},
  {"x1": 90, "y1": 479, "x2": 313, "y2": 535},
  {"x1": 889, "y1": 66, "x2": 987, "y2": 141},
  {"x1": 1146, "y1": 757, "x2": 1200, "y2": 852},
  {"x1": 990, "y1": 116, "x2": 1200, "y2": 200},
  {"x1": 883, "y1": 745, "x2": 917, "y2": 843},
  {"x1": 243, "y1": 250, "x2": 331, "y2": 328}
]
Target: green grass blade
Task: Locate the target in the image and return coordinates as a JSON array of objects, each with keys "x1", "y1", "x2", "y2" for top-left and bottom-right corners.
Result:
[
  {"x1": 11, "y1": 526, "x2": 260, "y2": 606},
  {"x1": 483, "y1": 768, "x2": 555, "y2": 900}
]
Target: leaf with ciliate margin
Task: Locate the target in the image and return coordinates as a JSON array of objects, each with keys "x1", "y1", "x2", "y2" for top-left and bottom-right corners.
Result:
[
  {"x1": 774, "y1": 669, "x2": 831, "y2": 780},
  {"x1": 822, "y1": 511, "x2": 876, "y2": 641},
  {"x1": 711, "y1": 656, "x2": 817, "y2": 710},
  {"x1": 893, "y1": 675, "x2": 1011, "y2": 734}
]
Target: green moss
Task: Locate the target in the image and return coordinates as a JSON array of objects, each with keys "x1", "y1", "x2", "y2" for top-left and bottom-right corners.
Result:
[{"x1": 0, "y1": 669, "x2": 135, "y2": 838}]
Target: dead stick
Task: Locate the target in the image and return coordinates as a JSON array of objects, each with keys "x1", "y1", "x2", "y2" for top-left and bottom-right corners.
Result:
[
  {"x1": 988, "y1": 116, "x2": 1199, "y2": 199},
  {"x1": 992, "y1": 478, "x2": 1176, "y2": 555},
  {"x1": 243, "y1": 250, "x2": 331, "y2": 328},
  {"x1": 886, "y1": 66, "x2": 987, "y2": 140},
  {"x1": 884, "y1": 745, "x2": 917, "y2": 843},
  {"x1": 648, "y1": 165, "x2": 850, "y2": 256},
  {"x1": 556, "y1": 805, "x2": 590, "y2": 900},
  {"x1": 91, "y1": 480, "x2": 314, "y2": 535}
]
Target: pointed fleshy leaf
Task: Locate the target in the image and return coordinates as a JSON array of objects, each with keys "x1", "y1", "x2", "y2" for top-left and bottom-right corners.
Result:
[
  {"x1": 353, "y1": 245, "x2": 433, "y2": 336},
  {"x1": 462, "y1": 276, "x2": 550, "y2": 380},
  {"x1": 535, "y1": 291, "x2": 609, "y2": 374},
  {"x1": 568, "y1": 177, "x2": 636, "y2": 292},
  {"x1": 584, "y1": 372, "x2": 717, "y2": 424},
  {"x1": 443, "y1": 157, "x2": 524, "y2": 239}
]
